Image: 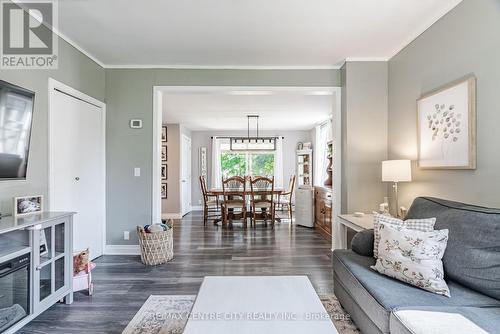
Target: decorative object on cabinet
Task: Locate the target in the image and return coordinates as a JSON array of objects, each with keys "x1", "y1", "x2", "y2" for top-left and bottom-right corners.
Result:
[
  {"x1": 13, "y1": 195, "x2": 43, "y2": 217},
  {"x1": 296, "y1": 142, "x2": 303, "y2": 150},
  {"x1": 161, "y1": 146, "x2": 167, "y2": 161},
  {"x1": 417, "y1": 75, "x2": 476, "y2": 169},
  {"x1": 314, "y1": 186, "x2": 332, "y2": 241},
  {"x1": 162, "y1": 126, "x2": 167, "y2": 142},
  {"x1": 324, "y1": 140, "x2": 333, "y2": 186},
  {"x1": 382, "y1": 160, "x2": 412, "y2": 217},
  {"x1": 296, "y1": 148, "x2": 312, "y2": 187},
  {"x1": 161, "y1": 164, "x2": 167, "y2": 180},
  {"x1": 199, "y1": 147, "x2": 207, "y2": 178}
]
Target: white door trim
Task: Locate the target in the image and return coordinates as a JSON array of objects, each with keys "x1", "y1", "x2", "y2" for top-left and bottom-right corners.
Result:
[
  {"x1": 180, "y1": 133, "x2": 192, "y2": 216},
  {"x1": 48, "y1": 78, "x2": 107, "y2": 256},
  {"x1": 152, "y1": 86, "x2": 342, "y2": 236}
]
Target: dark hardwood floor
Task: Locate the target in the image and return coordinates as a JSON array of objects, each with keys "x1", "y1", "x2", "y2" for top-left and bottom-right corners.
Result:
[{"x1": 19, "y1": 211, "x2": 333, "y2": 334}]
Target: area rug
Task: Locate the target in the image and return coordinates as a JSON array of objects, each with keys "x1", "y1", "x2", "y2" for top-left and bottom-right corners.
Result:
[{"x1": 122, "y1": 294, "x2": 360, "y2": 334}]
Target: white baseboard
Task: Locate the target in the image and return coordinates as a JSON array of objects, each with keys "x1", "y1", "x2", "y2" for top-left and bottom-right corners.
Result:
[
  {"x1": 162, "y1": 213, "x2": 182, "y2": 219},
  {"x1": 104, "y1": 244, "x2": 141, "y2": 255}
]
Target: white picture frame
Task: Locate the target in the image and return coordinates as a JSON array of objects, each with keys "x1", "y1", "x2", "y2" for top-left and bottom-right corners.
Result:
[
  {"x1": 417, "y1": 76, "x2": 476, "y2": 169},
  {"x1": 199, "y1": 146, "x2": 207, "y2": 178},
  {"x1": 14, "y1": 195, "x2": 44, "y2": 217}
]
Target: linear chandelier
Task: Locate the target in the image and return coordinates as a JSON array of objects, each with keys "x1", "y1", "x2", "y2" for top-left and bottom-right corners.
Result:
[{"x1": 229, "y1": 115, "x2": 276, "y2": 151}]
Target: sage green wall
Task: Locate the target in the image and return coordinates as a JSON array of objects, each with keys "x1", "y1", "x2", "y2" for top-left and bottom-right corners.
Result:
[
  {"x1": 0, "y1": 39, "x2": 105, "y2": 215},
  {"x1": 388, "y1": 0, "x2": 500, "y2": 208},
  {"x1": 105, "y1": 68, "x2": 340, "y2": 245},
  {"x1": 341, "y1": 61, "x2": 388, "y2": 213}
]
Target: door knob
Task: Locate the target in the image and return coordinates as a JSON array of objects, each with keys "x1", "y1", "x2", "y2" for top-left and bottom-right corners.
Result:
[{"x1": 75, "y1": 177, "x2": 80, "y2": 181}]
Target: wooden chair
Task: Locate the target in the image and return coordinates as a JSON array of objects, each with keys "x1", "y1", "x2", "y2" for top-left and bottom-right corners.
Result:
[
  {"x1": 249, "y1": 176, "x2": 275, "y2": 228},
  {"x1": 274, "y1": 175, "x2": 296, "y2": 222},
  {"x1": 199, "y1": 176, "x2": 220, "y2": 226},
  {"x1": 221, "y1": 176, "x2": 247, "y2": 228}
]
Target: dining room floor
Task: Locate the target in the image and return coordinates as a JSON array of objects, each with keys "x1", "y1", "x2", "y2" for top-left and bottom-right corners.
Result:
[{"x1": 18, "y1": 210, "x2": 333, "y2": 334}]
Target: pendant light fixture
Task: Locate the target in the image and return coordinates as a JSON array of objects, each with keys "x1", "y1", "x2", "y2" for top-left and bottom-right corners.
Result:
[{"x1": 230, "y1": 115, "x2": 277, "y2": 151}]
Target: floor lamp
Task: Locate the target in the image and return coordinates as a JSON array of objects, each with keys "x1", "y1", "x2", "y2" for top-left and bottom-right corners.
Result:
[{"x1": 382, "y1": 160, "x2": 412, "y2": 217}]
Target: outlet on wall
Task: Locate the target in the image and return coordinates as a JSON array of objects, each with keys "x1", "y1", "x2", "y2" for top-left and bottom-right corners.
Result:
[
  {"x1": 124, "y1": 231, "x2": 130, "y2": 240},
  {"x1": 198, "y1": 199, "x2": 202, "y2": 205}
]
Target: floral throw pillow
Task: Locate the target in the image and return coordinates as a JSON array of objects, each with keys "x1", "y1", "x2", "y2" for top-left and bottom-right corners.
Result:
[
  {"x1": 372, "y1": 222, "x2": 450, "y2": 297},
  {"x1": 373, "y1": 213, "x2": 436, "y2": 258}
]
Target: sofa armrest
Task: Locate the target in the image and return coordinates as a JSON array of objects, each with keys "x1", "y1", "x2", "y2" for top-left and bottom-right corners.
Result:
[{"x1": 351, "y1": 229, "x2": 374, "y2": 257}]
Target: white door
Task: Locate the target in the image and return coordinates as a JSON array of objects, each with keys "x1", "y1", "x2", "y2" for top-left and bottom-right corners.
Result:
[
  {"x1": 181, "y1": 134, "x2": 192, "y2": 216},
  {"x1": 50, "y1": 89, "x2": 105, "y2": 258}
]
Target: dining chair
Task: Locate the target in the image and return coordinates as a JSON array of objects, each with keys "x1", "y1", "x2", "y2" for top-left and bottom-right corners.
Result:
[
  {"x1": 221, "y1": 176, "x2": 247, "y2": 228},
  {"x1": 199, "y1": 175, "x2": 220, "y2": 226},
  {"x1": 274, "y1": 175, "x2": 296, "y2": 222},
  {"x1": 249, "y1": 176, "x2": 275, "y2": 228}
]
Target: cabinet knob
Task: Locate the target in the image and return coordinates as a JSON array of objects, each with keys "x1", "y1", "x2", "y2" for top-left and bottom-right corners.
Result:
[{"x1": 75, "y1": 177, "x2": 80, "y2": 181}]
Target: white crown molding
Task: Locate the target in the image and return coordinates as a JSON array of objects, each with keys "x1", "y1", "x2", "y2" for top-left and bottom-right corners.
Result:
[
  {"x1": 345, "y1": 57, "x2": 389, "y2": 62},
  {"x1": 386, "y1": 0, "x2": 463, "y2": 60},
  {"x1": 104, "y1": 244, "x2": 140, "y2": 255},
  {"x1": 103, "y1": 64, "x2": 342, "y2": 70}
]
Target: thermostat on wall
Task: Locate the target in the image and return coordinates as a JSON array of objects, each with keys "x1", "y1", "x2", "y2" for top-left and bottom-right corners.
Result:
[{"x1": 130, "y1": 119, "x2": 143, "y2": 129}]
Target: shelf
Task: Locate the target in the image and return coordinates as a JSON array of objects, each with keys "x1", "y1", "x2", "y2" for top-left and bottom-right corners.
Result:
[{"x1": 0, "y1": 245, "x2": 31, "y2": 262}]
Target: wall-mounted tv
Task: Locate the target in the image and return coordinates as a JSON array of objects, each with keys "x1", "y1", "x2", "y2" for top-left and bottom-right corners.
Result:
[{"x1": 0, "y1": 80, "x2": 35, "y2": 180}]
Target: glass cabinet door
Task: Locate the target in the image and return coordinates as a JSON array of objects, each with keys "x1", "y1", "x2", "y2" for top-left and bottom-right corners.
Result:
[{"x1": 33, "y1": 218, "x2": 70, "y2": 311}]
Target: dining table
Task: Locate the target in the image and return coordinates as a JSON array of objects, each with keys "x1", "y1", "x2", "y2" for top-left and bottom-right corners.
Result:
[{"x1": 209, "y1": 187, "x2": 285, "y2": 224}]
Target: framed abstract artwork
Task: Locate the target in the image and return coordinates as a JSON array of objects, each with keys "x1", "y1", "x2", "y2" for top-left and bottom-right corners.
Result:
[{"x1": 417, "y1": 76, "x2": 476, "y2": 169}]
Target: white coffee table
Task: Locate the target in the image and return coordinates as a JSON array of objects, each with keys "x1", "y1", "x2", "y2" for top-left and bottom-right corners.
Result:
[{"x1": 183, "y1": 276, "x2": 338, "y2": 334}]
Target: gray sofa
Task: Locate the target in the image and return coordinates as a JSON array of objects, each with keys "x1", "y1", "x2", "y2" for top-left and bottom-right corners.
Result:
[{"x1": 332, "y1": 197, "x2": 500, "y2": 334}]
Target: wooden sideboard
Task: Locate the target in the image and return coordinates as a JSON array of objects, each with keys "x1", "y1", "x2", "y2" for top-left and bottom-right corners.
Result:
[{"x1": 314, "y1": 186, "x2": 332, "y2": 241}]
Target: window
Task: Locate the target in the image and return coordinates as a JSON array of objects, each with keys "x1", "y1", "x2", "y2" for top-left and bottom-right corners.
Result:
[
  {"x1": 220, "y1": 150, "x2": 275, "y2": 178},
  {"x1": 212, "y1": 137, "x2": 283, "y2": 188}
]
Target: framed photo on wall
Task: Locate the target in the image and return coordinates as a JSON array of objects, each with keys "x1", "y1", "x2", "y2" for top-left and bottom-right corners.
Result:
[
  {"x1": 417, "y1": 75, "x2": 476, "y2": 169},
  {"x1": 162, "y1": 126, "x2": 167, "y2": 142},
  {"x1": 161, "y1": 164, "x2": 167, "y2": 180},
  {"x1": 161, "y1": 183, "x2": 167, "y2": 199},
  {"x1": 162, "y1": 146, "x2": 167, "y2": 161}
]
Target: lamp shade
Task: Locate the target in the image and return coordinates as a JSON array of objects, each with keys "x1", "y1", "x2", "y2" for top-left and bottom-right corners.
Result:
[{"x1": 382, "y1": 160, "x2": 412, "y2": 182}]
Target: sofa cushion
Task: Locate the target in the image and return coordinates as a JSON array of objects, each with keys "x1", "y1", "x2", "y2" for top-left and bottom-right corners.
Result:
[
  {"x1": 406, "y1": 197, "x2": 500, "y2": 300},
  {"x1": 332, "y1": 249, "x2": 500, "y2": 333},
  {"x1": 390, "y1": 306, "x2": 500, "y2": 334},
  {"x1": 351, "y1": 229, "x2": 374, "y2": 257}
]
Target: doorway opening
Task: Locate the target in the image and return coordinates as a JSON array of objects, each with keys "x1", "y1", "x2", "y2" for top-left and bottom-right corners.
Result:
[{"x1": 153, "y1": 86, "x2": 341, "y2": 249}]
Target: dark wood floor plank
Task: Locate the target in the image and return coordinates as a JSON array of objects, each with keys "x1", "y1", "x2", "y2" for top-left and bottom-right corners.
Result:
[{"x1": 19, "y1": 211, "x2": 333, "y2": 334}]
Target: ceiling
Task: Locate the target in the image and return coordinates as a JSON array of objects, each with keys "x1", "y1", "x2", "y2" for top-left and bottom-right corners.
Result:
[
  {"x1": 58, "y1": 0, "x2": 463, "y2": 67},
  {"x1": 161, "y1": 89, "x2": 334, "y2": 131}
]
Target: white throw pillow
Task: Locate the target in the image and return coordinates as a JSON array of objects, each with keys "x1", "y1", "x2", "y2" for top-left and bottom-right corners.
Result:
[
  {"x1": 372, "y1": 222, "x2": 450, "y2": 297},
  {"x1": 373, "y1": 213, "x2": 436, "y2": 258}
]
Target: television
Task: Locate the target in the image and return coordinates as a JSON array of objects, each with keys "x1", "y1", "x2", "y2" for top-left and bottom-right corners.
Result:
[{"x1": 0, "y1": 80, "x2": 35, "y2": 180}]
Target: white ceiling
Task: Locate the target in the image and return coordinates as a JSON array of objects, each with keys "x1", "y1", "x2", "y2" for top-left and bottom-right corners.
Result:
[
  {"x1": 162, "y1": 89, "x2": 334, "y2": 131},
  {"x1": 58, "y1": 0, "x2": 463, "y2": 67}
]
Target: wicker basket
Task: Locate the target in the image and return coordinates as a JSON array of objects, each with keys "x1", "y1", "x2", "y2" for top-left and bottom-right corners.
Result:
[{"x1": 136, "y1": 221, "x2": 173, "y2": 266}]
